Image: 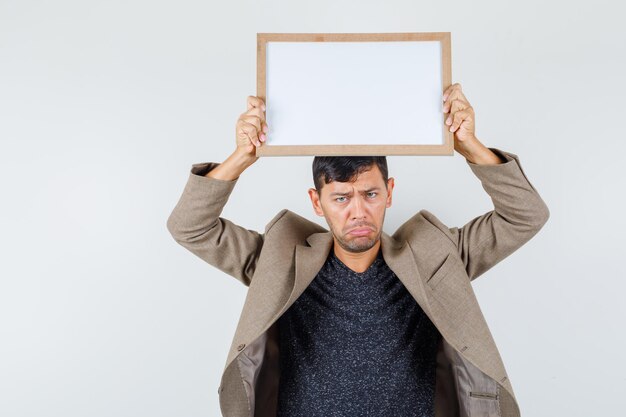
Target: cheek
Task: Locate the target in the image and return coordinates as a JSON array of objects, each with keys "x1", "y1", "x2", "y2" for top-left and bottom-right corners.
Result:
[
  {"x1": 371, "y1": 202, "x2": 388, "y2": 220},
  {"x1": 370, "y1": 200, "x2": 387, "y2": 212},
  {"x1": 327, "y1": 207, "x2": 351, "y2": 228}
]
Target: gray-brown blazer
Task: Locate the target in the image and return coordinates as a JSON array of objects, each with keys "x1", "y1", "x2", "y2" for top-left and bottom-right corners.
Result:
[{"x1": 166, "y1": 147, "x2": 550, "y2": 417}]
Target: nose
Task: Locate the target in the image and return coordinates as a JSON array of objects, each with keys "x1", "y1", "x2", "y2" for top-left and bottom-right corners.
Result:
[{"x1": 351, "y1": 196, "x2": 367, "y2": 221}]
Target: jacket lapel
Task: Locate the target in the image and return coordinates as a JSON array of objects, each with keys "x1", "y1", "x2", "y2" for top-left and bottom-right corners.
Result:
[
  {"x1": 274, "y1": 231, "x2": 334, "y2": 319},
  {"x1": 278, "y1": 230, "x2": 433, "y2": 320},
  {"x1": 379, "y1": 233, "x2": 434, "y2": 320}
]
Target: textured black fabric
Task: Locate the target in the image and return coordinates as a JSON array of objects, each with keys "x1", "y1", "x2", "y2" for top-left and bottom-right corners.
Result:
[{"x1": 276, "y1": 246, "x2": 441, "y2": 417}]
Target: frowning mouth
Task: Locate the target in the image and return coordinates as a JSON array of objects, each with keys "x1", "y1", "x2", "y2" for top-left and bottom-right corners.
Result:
[{"x1": 348, "y1": 227, "x2": 373, "y2": 236}]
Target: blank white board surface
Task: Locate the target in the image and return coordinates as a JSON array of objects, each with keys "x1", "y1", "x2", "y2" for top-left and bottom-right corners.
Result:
[{"x1": 265, "y1": 41, "x2": 443, "y2": 147}]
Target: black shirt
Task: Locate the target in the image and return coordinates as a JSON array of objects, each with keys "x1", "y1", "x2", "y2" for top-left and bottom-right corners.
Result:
[{"x1": 276, "y1": 246, "x2": 441, "y2": 417}]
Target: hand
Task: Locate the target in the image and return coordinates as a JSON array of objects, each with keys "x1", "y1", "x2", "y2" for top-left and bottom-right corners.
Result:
[
  {"x1": 235, "y1": 95, "x2": 269, "y2": 161},
  {"x1": 442, "y1": 83, "x2": 478, "y2": 152}
]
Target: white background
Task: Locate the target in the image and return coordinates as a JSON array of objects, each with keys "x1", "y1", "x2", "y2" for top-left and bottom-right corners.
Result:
[{"x1": 1, "y1": 0, "x2": 624, "y2": 416}]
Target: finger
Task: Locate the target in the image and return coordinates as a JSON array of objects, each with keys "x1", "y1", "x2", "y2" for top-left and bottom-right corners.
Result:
[
  {"x1": 245, "y1": 130, "x2": 261, "y2": 147},
  {"x1": 444, "y1": 98, "x2": 470, "y2": 115},
  {"x1": 241, "y1": 115, "x2": 268, "y2": 142},
  {"x1": 241, "y1": 122, "x2": 262, "y2": 146},
  {"x1": 449, "y1": 109, "x2": 472, "y2": 132},
  {"x1": 243, "y1": 106, "x2": 266, "y2": 120},
  {"x1": 243, "y1": 107, "x2": 267, "y2": 131},
  {"x1": 241, "y1": 115, "x2": 262, "y2": 132},
  {"x1": 443, "y1": 83, "x2": 461, "y2": 101},
  {"x1": 247, "y1": 95, "x2": 266, "y2": 112},
  {"x1": 442, "y1": 84, "x2": 453, "y2": 101},
  {"x1": 442, "y1": 84, "x2": 459, "y2": 112},
  {"x1": 444, "y1": 89, "x2": 468, "y2": 113},
  {"x1": 447, "y1": 91, "x2": 469, "y2": 109}
]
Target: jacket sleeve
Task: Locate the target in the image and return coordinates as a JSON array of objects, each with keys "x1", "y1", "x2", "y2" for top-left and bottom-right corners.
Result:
[
  {"x1": 166, "y1": 161, "x2": 282, "y2": 287},
  {"x1": 424, "y1": 147, "x2": 550, "y2": 281}
]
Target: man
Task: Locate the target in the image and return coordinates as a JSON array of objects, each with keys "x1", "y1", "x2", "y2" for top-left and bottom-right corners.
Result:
[{"x1": 166, "y1": 83, "x2": 549, "y2": 417}]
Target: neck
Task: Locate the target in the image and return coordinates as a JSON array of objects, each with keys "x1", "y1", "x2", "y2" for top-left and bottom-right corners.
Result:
[{"x1": 332, "y1": 239, "x2": 382, "y2": 273}]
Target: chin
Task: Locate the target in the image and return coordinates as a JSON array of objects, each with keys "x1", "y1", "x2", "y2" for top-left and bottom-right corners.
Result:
[{"x1": 340, "y1": 235, "x2": 378, "y2": 253}]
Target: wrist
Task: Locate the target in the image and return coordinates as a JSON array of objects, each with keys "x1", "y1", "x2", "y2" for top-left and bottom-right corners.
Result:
[
  {"x1": 455, "y1": 136, "x2": 481, "y2": 160},
  {"x1": 457, "y1": 137, "x2": 502, "y2": 165},
  {"x1": 204, "y1": 150, "x2": 255, "y2": 181},
  {"x1": 230, "y1": 149, "x2": 257, "y2": 167}
]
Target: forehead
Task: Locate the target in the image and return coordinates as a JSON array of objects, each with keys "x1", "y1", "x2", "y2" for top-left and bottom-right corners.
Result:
[{"x1": 324, "y1": 165, "x2": 385, "y2": 191}]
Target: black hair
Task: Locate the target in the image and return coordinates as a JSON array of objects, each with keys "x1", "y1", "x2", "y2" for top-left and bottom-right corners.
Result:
[{"x1": 312, "y1": 156, "x2": 388, "y2": 194}]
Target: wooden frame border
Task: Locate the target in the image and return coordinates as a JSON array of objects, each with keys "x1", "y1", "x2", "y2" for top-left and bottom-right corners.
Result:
[{"x1": 256, "y1": 32, "x2": 452, "y2": 156}]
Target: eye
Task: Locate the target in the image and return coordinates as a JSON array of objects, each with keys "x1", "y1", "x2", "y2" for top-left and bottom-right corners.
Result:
[
  {"x1": 335, "y1": 196, "x2": 347, "y2": 203},
  {"x1": 367, "y1": 192, "x2": 378, "y2": 198}
]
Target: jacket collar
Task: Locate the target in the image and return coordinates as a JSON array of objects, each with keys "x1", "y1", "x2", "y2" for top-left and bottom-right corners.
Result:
[{"x1": 283, "y1": 230, "x2": 432, "y2": 318}]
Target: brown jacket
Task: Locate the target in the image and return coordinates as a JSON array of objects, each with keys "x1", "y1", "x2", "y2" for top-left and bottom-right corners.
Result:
[{"x1": 166, "y1": 147, "x2": 550, "y2": 417}]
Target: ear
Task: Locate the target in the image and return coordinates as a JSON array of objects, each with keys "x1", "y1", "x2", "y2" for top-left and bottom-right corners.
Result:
[
  {"x1": 308, "y1": 188, "x2": 325, "y2": 217},
  {"x1": 385, "y1": 177, "x2": 395, "y2": 208}
]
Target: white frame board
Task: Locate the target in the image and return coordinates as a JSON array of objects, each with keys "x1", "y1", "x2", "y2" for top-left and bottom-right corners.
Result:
[{"x1": 256, "y1": 32, "x2": 453, "y2": 156}]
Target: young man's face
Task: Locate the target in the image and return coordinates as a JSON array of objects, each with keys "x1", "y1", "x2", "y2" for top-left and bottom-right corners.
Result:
[{"x1": 308, "y1": 164, "x2": 395, "y2": 253}]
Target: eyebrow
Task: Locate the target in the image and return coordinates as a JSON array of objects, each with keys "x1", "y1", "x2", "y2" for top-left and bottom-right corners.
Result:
[{"x1": 329, "y1": 187, "x2": 381, "y2": 197}]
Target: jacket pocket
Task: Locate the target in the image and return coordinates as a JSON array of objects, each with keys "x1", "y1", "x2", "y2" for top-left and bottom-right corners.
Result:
[
  {"x1": 469, "y1": 391, "x2": 499, "y2": 400},
  {"x1": 426, "y1": 253, "x2": 456, "y2": 289},
  {"x1": 453, "y1": 364, "x2": 502, "y2": 417}
]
